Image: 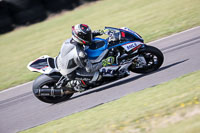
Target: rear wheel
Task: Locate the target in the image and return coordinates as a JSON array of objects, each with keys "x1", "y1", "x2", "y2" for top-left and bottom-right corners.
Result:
[
  {"x1": 129, "y1": 45, "x2": 164, "y2": 73},
  {"x1": 33, "y1": 74, "x2": 73, "y2": 104}
]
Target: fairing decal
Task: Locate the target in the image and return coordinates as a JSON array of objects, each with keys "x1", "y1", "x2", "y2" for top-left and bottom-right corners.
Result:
[
  {"x1": 108, "y1": 41, "x2": 143, "y2": 50},
  {"x1": 121, "y1": 41, "x2": 142, "y2": 52},
  {"x1": 27, "y1": 55, "x2": 58, "y2": 74}
]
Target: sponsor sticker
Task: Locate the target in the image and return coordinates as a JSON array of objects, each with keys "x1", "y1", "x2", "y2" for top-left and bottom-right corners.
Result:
[{"x1": 122, "y1": 42, "x2": 141, "y2": 52}]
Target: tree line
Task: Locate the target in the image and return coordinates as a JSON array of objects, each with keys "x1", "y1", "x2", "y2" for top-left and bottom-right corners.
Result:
[{"x1": 0, "y1": 0, "x2": 97, "y2": 34}]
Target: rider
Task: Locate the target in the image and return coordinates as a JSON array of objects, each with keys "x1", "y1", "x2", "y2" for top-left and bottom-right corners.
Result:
[{"x1": 57, "y1": 24, "x2": 114, "y2": 92}]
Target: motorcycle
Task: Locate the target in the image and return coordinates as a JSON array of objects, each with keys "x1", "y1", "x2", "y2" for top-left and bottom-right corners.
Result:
[{"x1": 27, "y1": 27, "x2": 164, "y2": 103}]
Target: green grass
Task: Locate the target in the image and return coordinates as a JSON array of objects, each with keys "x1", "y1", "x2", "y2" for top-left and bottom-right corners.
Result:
[
  {"x1": 21, "y1": 70, "x2": 200, "y2": 133},
  {"x1": 0, "y1": 0, "x2": 200, "y2": 90}
]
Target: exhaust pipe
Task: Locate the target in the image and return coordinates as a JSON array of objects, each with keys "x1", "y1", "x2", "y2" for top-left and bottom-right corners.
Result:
[{"x1": 33, "y1": 88, "x2": 64, "y2": 96}]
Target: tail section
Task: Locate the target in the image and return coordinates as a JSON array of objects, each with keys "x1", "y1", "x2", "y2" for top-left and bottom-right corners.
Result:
[{"x1": 27, "y1": 55, "x2": 58, "y2": 74}]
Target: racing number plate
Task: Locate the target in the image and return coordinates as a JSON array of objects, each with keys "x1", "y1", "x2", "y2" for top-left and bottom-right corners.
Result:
[{"x1": 122, "y1": 42, "x2": 141, "y2": 52}]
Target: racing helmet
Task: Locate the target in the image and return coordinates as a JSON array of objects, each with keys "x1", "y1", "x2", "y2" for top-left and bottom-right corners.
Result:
[{"x1": 72, "y1": 24, "x2": 92, "y2": 45}]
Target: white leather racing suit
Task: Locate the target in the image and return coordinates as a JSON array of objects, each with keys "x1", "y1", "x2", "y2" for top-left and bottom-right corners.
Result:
[{"x1": 57, "y1": 38, "x2": 103, "y2": 80}]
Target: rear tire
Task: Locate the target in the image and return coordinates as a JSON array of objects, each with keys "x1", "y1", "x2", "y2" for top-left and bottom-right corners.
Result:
[
  {"x1": 129, "y1": 45, "x2": 164, "y2": 73},
  {"x1": 33, "y1": 74, "x2": 73, "y2": 104}
]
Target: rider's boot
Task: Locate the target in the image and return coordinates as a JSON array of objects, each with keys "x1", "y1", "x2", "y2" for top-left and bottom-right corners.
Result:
[{"x1": 66, "y1": 80, "x2": 86, "y2": 92}]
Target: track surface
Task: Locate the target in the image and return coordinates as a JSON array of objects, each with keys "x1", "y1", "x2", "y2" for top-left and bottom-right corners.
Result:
[{"x1": 0, "y1": 27, "x2": 200, "y2": 133}]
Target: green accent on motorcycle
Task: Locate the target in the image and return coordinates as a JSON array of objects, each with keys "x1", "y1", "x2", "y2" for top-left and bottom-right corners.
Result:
[{"x1": 102, "y1": 56, "x2": 115, "y2": 67}]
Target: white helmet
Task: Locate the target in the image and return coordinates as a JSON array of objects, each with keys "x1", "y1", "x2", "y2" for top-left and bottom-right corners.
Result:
[{"x1": 72, "y1": 24, "x2": 92, "y2": 45}]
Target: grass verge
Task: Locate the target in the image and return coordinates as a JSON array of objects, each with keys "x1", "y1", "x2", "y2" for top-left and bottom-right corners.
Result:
[
  {"x1": 0, "y1": 0, "x2": 200, "y2": 90},
  {"x1": 21, "y1": 70, "x2": 200, "y2": 133}
]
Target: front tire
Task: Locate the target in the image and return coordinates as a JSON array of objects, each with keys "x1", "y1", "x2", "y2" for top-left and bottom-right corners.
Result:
[
  {"x1": 33, "y1": 74, "x2": 74, "y2": 104},
  {"x1": 129, "y1": 45, "x2": 164, "y2": 73}
]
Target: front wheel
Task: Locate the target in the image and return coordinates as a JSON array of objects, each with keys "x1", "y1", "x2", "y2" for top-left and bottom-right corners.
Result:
[
  {"x1": 129, "y1": 45, "x2": 164, "y2": 73},
  {"x1": 33, "y1": 74, "x2": 74, "y2": 104}
]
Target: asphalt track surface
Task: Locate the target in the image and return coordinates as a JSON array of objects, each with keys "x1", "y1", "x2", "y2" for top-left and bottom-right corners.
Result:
[{"x1": 0, "y1": 26, "x2": 200, "y2": 133}]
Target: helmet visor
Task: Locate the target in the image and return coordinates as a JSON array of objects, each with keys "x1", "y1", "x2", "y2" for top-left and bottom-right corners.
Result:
[{"x1": 82, "y1": 31, "x2": 92, "y2": 43}]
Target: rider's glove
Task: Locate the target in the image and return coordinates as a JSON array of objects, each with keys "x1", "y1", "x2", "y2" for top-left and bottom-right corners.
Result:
[
  {"x1": 93, "y1": 30, "x2": 104, "y2": 36},
  {"x1": 98, "y1": 30, "x2": 104, "y2": 35},
  {"x1": 102, "y1": 56, "x2": 115, "y2": 67}
]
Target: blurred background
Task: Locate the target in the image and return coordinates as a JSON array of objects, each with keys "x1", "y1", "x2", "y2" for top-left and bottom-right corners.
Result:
[
  {"x1": 0, "y1": 1, "x2": 200, "y2": 132},
  {"x1": 0, "y1": 0, "x2": 97, "y2": 34}
]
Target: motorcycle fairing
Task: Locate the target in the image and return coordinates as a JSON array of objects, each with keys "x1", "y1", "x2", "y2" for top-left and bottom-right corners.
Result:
[
  {"x1": 121, "y1": 41, "x2": 142, "y2": 52},
  {"x1": 85, "y1": 38, "x2": 108, "y2": 59},
  {"x1": 27, "y1": 55, "x2": 58, "y2": 74},
  {"x1": 120, "y1": 27, "x2": 144, "y2": 42},
  {"x1": 108, "y1": 41, "x2": 143, "y2": 52},
  {"x1": 100, "y1": 66, "x2": 119, "y2": 77},
  {"x1": 99, "y1": 63, "x2": 132, "y2": 77},
  {"x1": 90, "y1": 49, "x2": 108, "y2": 64},
  {"x1": 105, "y1": 27, "x2": 144, "y2": 42},
  {"x1": 86, "y1": 28, "x2": 144, "y2": 59}
]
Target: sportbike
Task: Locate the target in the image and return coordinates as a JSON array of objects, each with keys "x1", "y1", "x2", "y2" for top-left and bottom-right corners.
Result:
[{"x1": 27, "y1": 27, "x2": 164, "y2": 103}]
